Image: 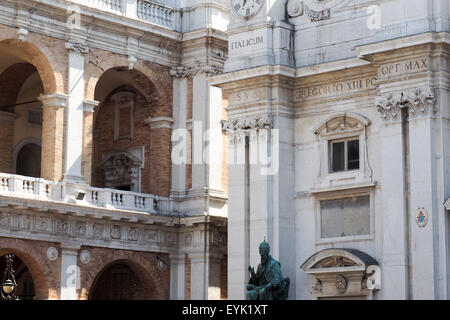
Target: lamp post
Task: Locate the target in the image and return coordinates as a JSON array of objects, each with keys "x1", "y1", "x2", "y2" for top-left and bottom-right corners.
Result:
[{"x1": 1, "y1": 254, "x2": 18, "y2": 300}]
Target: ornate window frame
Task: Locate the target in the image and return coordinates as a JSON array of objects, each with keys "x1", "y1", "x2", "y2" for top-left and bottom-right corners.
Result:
[{"x1": 313, "y1": 112, "x2": 373, "y2": 189}]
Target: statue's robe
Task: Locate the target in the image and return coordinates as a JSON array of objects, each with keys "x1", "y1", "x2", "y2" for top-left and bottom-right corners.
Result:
[{"x1": 247, "y1": 255, "x2": 287, "y2": 300}]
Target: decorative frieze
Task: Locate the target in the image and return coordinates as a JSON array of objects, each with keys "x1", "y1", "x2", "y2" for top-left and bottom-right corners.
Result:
[
  {"x1": 376, "y1": 87, "x2": 436, "y2": 121},
  {"x1": 0, "y1": 209, "x2": 179, "y2": 249},
  {"x1": 221, "y1": 115, "x2": 273, "y2": 137},
  {"x1": 170, "y1": 64, "x2": 224, "y2": 78}
]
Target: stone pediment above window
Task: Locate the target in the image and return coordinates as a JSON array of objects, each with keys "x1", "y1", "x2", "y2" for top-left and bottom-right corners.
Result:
[
  {"x1": 99, "y1": 151, "x2": 142, "y2": 192},
  {"x1": 301, "y1": 248, "x2": 380, "y2": 299},
  {"x1": 313, "y1": 112, "x2": 371, "y2": 137}
]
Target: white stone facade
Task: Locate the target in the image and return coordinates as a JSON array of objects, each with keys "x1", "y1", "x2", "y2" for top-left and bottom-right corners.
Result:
[{"x1": 212, "y1": 0, "x2": 450, "y2": 300}]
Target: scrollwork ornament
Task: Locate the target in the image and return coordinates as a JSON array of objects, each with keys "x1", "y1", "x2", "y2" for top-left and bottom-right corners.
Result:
[{"x1": 287, "y1": 0, "x2": 304, "y2": 18}]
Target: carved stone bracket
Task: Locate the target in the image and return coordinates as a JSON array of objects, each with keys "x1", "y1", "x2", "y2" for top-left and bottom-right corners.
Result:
[
  {"x1": 170, "y1": 64, "x2": 224, "y2": 78},
  {"x1": 376, "y1": 87, "x2": 436, "y2": 121},
  {"x1": 221, "y1": 115, "x2": 273, "y2": 138}
]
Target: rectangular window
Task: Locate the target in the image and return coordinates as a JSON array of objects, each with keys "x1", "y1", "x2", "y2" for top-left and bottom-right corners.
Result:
[
  {"x1": 330, "y1": 139, "x2": 359, "y2": 172},
  {"x1": 320, "y1": 196, "x2": 370, "y2": 238},
  {"x1": 27, "y1": 109, "x2": 42, "y2": 125}
]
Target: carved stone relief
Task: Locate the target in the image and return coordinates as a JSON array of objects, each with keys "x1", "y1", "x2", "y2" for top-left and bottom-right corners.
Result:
[
  {"x1": 110, "y1": 225, "x2": 121, "y2": 239},
  {"x1": 80, "y1": 250, "x2": 91, "y2": 264},
  {"x1": 76, "y1": 222, "x2": 86, "y2": 236},
  {"x1": 128, "y1": 227, "x2": 138, "y2": 241},
  {"x1": 47, "y1": 247, "x2": 58, "y2": 261},
  {"x1": 99, "y1": 151, "x2": 142, "y2": 192},
  {"x1": 93, "y1": 223, "x2": 105, "y2": 238}
]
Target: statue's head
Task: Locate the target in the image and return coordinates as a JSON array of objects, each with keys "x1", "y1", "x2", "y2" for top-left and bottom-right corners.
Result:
[{"x1": 259, "y1": 241, "x2": 270, "y2": 265}]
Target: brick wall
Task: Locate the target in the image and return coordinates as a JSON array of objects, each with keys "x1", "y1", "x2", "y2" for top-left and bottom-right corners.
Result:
[
  {"x1": 185, "y1": 254, "x2": 191, "y2": 299},
  {"x1": 0, "y1": 122, "x2": 14, "y2": 173}
]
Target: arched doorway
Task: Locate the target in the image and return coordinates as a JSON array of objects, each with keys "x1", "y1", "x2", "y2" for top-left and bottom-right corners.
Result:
[
  {"x1": 15, "y1": 143, "x2": 41, "y2": 177},
  {"x1": 0, "y1": 254, "x2": 35, "y2": 300},
  {"x1": 89, "y1": 260, "x2": 154, "y2": 300}
]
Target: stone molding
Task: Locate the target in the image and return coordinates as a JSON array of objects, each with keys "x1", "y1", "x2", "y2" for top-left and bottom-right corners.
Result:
[
  {"x1": 287, "y1": 1, "x2": 333, "y2": 21},
  {"x1": 304, "y1": 3, "x2": 330, "y2": 22},
  {"x1": 221, "y1": 115, "x2": 273, "y2": 137},
  {"x1": 376, "y1": 87, "x2": 436, "y2": 121},
  {"x1": 145, "y1": 116, "x2": 174, "y2": 129},
  {"x1": 170, "y1": 64, "x2": 224, "y2": 78},
  {"x1": 37, "y1": 93, "x2": 69, "y2": 109},
  {"x1": 84, "y1": 99, "x2": 99, "y2": 113},
  {"x1": 0, "y1": 111, "x2": 18, "y2": 123}
]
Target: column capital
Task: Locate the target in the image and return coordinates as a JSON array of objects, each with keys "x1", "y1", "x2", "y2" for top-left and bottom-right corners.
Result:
[
  {"x1": 37, "y1": 93, "x2": 69, "y2": 109},
  {"x1": 65, "y1": 41, "x2": 89, "y2": 54},
  {"x1": 376, "y1": 87, "x2": 436, "y2": 122},
  {"x1": 221, "y1": 114, "x2": 273, "y2": 137},
  {"x1": 145, "y1": 116, "x2": 174, "y2": 129},
  {"x1": 84, "y1": 99, "x2": 99, "y2": 113}
]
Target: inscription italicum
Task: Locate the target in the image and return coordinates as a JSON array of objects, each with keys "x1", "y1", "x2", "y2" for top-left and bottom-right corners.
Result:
[{"x1": 230, "y1": 36, "x2": 264, "y2": 50}]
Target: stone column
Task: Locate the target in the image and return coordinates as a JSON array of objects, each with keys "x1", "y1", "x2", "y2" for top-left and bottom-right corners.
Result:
[
  {"x1": 404, "y1": 87, "x2": 438, "y2": 299},
  {"x1": 170, "y1": 73, "x2": 188, "y2": 197},
  {"x1": 376, "y1": 93, "x2": 409, "y2": 299},
  {"x1": 169, "y1": 254, "x2": 186, "y2": 300},
  {"x1": 191, "y1": 72, "x2": 208, "y2": 190},
  {"x1": 0, "y1": 111, "x2": 17, "y2": 174},
  {"x1": 37, "y1": 94, "x2": 68, "y2": 181},
  {"x1": 145, "y1": 116, "x2": 174, "y2": 196},
  {"x1": 191, "y1": 68, "x2": 224, "y2": 193},
  {"x1": 222, "y1": 127, "x2": 248, "y2": 299},
  {"x1": 60, "y1": 244, "x2": 80, "y2": 300},
  {"x1": 82, "y1": 100, "x2": 98, "y2": 186},
  {"x1": 189, "y1": 252, "x2": 207, "y2": 299},
  {"x1": 189, "y1": 250, "x2": 223, "y2": 300},
  {"x1": 64, "y1": 41, "x2": 88, "y2": 183}
]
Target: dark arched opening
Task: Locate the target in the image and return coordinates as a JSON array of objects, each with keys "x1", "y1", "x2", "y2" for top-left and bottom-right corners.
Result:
[
  {"x1": 0, "y1": 254, "x2": 35, "y2": 300},
  {"x1": 15, "y1": 143, "x2": 41, "y2": 177},
  {"x1": 89, "y1": 260, "x2": 153, "y2": 300}
]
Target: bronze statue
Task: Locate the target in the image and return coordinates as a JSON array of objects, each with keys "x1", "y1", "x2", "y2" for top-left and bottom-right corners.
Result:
[{"x1": 246, "y1": 241, "x2": 290, "y2": 300}]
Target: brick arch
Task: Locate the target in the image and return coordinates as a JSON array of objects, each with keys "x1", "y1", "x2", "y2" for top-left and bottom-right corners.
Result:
[
  {"x1": 79, "y1": 248, "x2": 169, "y2": 300},
  {"x1": 84, "y1": 52, "x2": 172, "y2": 117},
  {"x1": 0, "y1": 63, "x2": 40, "y2": 112},
  {"x1": 0, "y1": 238, "x2": 60, "y2": 300},
  {"x1": 0, "y1": 39, "x2": 58, "y2": 95}
]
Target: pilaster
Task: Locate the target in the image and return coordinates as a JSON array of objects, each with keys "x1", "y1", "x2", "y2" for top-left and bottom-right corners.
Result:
[{"x1": 37, "y1": 94, "x2": 68, "y2": 182}]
